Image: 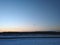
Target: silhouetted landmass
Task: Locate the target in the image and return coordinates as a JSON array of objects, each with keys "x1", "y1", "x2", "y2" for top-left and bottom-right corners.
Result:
[{"x1": 0, "y1": 31, "x2": 60, "y2": 36}]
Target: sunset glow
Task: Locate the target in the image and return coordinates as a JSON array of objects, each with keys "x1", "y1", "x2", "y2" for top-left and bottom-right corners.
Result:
[{"x1": 0, "y1": 0, "x2": 60, "y2": 32}]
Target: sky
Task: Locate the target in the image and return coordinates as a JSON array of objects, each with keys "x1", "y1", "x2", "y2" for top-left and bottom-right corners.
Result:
[{"x1": 0, "y1": 0, "x2": 60, "y2": 32}]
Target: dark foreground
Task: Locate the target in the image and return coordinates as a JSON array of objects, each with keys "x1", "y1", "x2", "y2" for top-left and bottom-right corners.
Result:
[
  {"x1": 0, "y1": 38, "x2": 60, "y2": 45},
  {"x1": 0, "y1": 31, "x2": 60, "y2": 45},
  {"x1": 0, "y1": 31, "x2": 60, "y2": 35}
]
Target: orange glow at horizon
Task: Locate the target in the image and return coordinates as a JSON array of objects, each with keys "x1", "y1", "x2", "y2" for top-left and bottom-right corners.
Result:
[{"x1": 0, "y1": 26, "x2": 60, "y2": 32}]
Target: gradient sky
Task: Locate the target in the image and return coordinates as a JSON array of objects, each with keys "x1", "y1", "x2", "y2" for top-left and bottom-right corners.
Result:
[{"x1": 0, "y1": 0, "x2": 60, "y2": 32}]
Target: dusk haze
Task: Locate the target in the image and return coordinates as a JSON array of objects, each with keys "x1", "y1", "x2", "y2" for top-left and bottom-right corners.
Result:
[{"x1": 0, "y1": 0, "x2": 60, "y2": 32}]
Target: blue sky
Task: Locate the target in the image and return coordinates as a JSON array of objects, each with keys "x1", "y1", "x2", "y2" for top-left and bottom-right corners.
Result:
[{"x1": 0, "y1": 0, "x2": 60, "y2": 31}]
